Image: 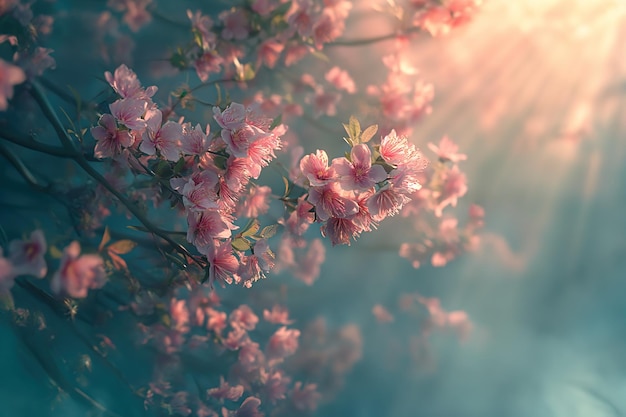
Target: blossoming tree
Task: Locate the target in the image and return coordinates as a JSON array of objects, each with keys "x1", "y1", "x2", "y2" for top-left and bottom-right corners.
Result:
[{"x1": 0, "y1": 0, "x2": 483, "y2": 415}]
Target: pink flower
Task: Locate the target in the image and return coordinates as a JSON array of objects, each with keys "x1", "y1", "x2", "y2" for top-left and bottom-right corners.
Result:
[
  {"x1": 257, "y1": 38, "x2": 284, "y2": 69},
  {"x1": 213, "y1": 102, "x2": 246, "y2": 130},
  {"x1": 221, "y1": 124, "x2": 267, "y2": 159},
  {"x1": 333, "y1": 144, "x2": 387, "y2": 191},
  {"x1": 266, "y1": 326, "x2": 300, "y2": 360},
  {"x1": 291, "y1": 382, "x2": 321, "y2": 412},
  {"x1": 367, "y1": 183, "x2": 409, "y2": 221},
  {"x1": 180, "y1": 173, "x2": 219, "y2": 213},
  {"x1": 105, "y1": 64, "x2": 157, "y2": 101},
  {"x1": 263, "y1": 305, "x2": 293, "y2": 325},
  {"x1": 262, "y1": 370, "x2": 290, "y2": 402},
  {"x1": 186, "y1": 210, "x2": 232, "y2": 248},
  {"x1": 292, "y1": 238, "x2": 325, "y2": 284},
  {"x1": 310, "y1": 87, "x2": 341, "y2": 117},
  {"x1": 299, "y1": 149, "x2": 335, "y2": 187},
  {"x1": 140, "y1": 109, "x2": 183, "y2": 161},
  {"x1": 434, "y1": 164, "x2": 468, "y2": 216},
  {"x1": 91, "y1": 113, "x2": 134, "y2": 158},
  {"x1": 229, "y1": 305, "x2": 259, "y2": 331},
  {"x1": 206, "y1": 307, "x2": 227, "y2": 334},
  {"x1": 201, "y1": 240, "x2": 239, "y2": 288},
  {"x1": 181, "y1": 123, "x2": 210, "y2": 155},
  {"x1": 187, "y1": 10, "x2": 216, "y2": 50},
  {"x1": 321, "y1": 217, "x2": 360, "y2": 246},
  {"x1": 281, "y1": 195, "x2": 315, "y2": 236},
  {"x1": 110, "y1": 98, "x2": 147, "y2": 131},
  {"x1": 51, "y1": 241, "x2": 106, "y2": 298},
  {"x1": 307, "y1": 182, "x2": 359, "y2": 221},
  {"x1": 428, "y1": 136, "x2": 467, "y2": 162},
  {"x1": 194, "y1": 51, "x2": 223, "y2": 82},
  {"x1": 236, "y1": 186, "x2": 272, "y2": 218},
  {"x1": 207, "y1": 377, "x2": 244, "y2": 402},
  {"x1": 170, "y1": 299, "x2": 189, "y2": 332},
  {"x1": 9, "y1": 230, "x2": 47, "y2": 278},
  {"x1": 219, "y1": 8, "x2": 249, "y2": 40},
  {"x1": 0, "y1": 58, "x2": 26, "y2": 111},
  {"x1": 325, "y1": 66, "x2": 355, "y2": 94},
  {"x1": 233, "y1": 397, "x2": 263, "y2": 417},
  {"x1": 379, "y1": 129, "x2": 412, "y2": 166}
]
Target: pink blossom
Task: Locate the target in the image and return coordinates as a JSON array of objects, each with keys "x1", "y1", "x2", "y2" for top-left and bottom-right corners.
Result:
[
  {"x1": 201, "y1": 240, "x2": 239, "y2": 288},
  {"x1": 333, "y1": 144, "x2": 387, "y2": 191},
  {"x1": 291, "y1": 382, "x2": 321, "y2": 412},
  {"x1": 9, "y1": 230, "x2": 47, "y2": 278},
  {"x1": 105, "y1": 64, "x2": 157, "y2": 101},
  {"x1": 187, "y1": 10, "x2": 216, "y2": 50},
  {"x1": 266, "y1": 326, "x2": 300, "y2": 360},
  {"x1": 379, "y1": 129, "x2": 413, "y2": 166},
  {"x1": 372, "y1": 304, "x2": 394, "y2": 323},
  {"x1": 236, "y1": 186, "x2": 272, "y2": 218},
  {"x1": 307, "y1": 182, "x2": 359, "y2": 221},
  {"x1": 0, "y1": 58, "x2": 26, "y2": 111},
  {"x1": 13, "y1": 47, "x2": 55, "y2": 78},
  {"x1": 263, "y1": 305, "x2": 293, "y2": 325},
  {"x1": 292, "y1": 238, "x2": 325, "y2": 284},
  {"x1": 187, "y1": 210, "x2": 232, "y2": 248},
  {"x1": 281, "y1": 195, "x2": 315, "y2": 236},
  {"x1": 180, "y1": 173, "x2": 219, "y2": 213},
  {"x1": 235, "y1": 254, "x2": 265, "y2": 288},
  {"x1": 91, "y1": 113, "x2": 134, "y2": 158},
  {"x1": 284, "y1": 43, "x2": 311, "y2": 66},
  {"x1": 310, "y1": 87, "x2": 341, "y2": 117},
  {"x1": 219, "y1": 8, "x2": 249, "y2": 40},
  {"x1": 110, "y1": 98, "x2": 147, "y2": 131},
  {"x1": 299, "y1": 149, "x2": 335, "y2": 187},
  {"x1": 251, "y1": 0, "x2": 277, "y2": 16},
  {"x1": 428, "y1": 136, "x2": 467, "y2": 162},
  {"x1": 434, "y1": 164, "x2": 468, "y2": 216},
  {"x1": 321, "y1": 217, "x2": 361, "y2": 246},
  {"x1": 257, "y1": 38, "x2": 284, "y2": 69},
  {"x1": 170, "y1": 299, "x2": 189, "y2": 332},
  {"x1": 311, "y1": 9, "x2": 344, "y2": 49},
  {"x1": 367, "y1": 183, "x2": 410, "y2": 221},
  {"x1": 206, "y1": 307, "x2": 227, "y2": 334},
  {"x1": 50, "y1": 241, "x2": 106, "y2": 298},
  {"x1": 229, "y1": 305, "x2": 259, "y2": 331},
  {"x1": 221, "y1": 124, "x2": 267, "y2": 159},
  {"x1": 238, "y1": 340, "x2": 263, "y2": 370},
  {"x1": 286, "y1": 0, "x2": 314, "y2": 37},
  {"x1": 207, "y1": 377, "x2": 244, "y2": 402},
  {"x1": 194, "y1": 51, "x2": 223, "y2": 82},
  {"x1": 140, "y1": 109, "x2": 183, "y2": 161},
  {"x1": 325, "y1": 66, "x2": 355, "y2": 94},
  {"x1": 233, "y1": 397, "x2": 263, "y2": 417},
  {"x1": 262, "y1": 370, "x2": 290, "y2": 402}
]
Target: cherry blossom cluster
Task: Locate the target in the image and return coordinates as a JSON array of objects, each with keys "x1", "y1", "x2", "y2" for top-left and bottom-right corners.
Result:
[
  {"x1": 372, "y1": 292, "x2": 472, "y2": 371},
  {"x1": 181, "y1": 1, "x2": 352, "y2": 82},
  {"x1": 0, "y1": 230, "x2": 106, "y2": 304},
  {"x1": 287, "y1": 121, "x2": 428, "y2": 246},
  {"x1": 410, "y1": 0, "x2": 483, "y2": 36},
  {"x1": 398, "y1": 136, "x2": 484, "y2": 268},
  {"x1": 133, "y1": 284, "x2": 359, "y2": 416},
  {"x1": 0, "y1": 2, "x2": 55, "y2": 110}
]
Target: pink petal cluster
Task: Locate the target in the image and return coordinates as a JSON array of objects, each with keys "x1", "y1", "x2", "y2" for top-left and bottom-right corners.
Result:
[
  {"x1": 0, "y1": 58, "x2": 26, "y2": 111},
  {"x1": 51, "y1": 241, "x2": 106, "y2": 298}
]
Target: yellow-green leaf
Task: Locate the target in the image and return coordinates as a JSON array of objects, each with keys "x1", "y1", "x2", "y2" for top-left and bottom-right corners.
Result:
[
  {"x1": 107, "y1": 240, "x2": 137, "y2": 255},
  {"x1": 360, "y1": 124, "x2": 378, "y2": 143}
]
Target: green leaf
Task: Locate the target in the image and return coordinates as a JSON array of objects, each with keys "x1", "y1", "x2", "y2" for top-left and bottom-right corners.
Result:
[
  {"x1": 172, "y1": 157, "x2": 185, "y2": 175},
  {"x1": 98, "y1": 226, "x2": 111, "y2": 252},
  {"x1": 310, "y1": 50, "x2": 329, "y2": 62},
  {"x1": 107, "y1": 239, "x2": 137, "y2": 255},
  {"x1": 269, "y1": 113, "x2": 283, "y2": 131},
  {"x1": 342, "y1": 115, "x2": 361, "y2": 146},
  {"x1": 231, "y1": 237, "x2": 251, "y2": 252},
  {"x1": 241, "y1": 219, "x2": 261, "y2": 238},
  {"x1": 259, "y1": 224, "x2": 279, "y2": 239},
  {"x1": 154, "y1": 160, "x2": 173, "y2": 178},
  {"x1": 360, "y1": 124, "x2": 378, "y2": 143},
  {"x1": 164, "y1": 252, "x2": 188, "y2": 269},
  {"x1": 282, "y1": 176, "x2": 291, "y2": 198}
]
